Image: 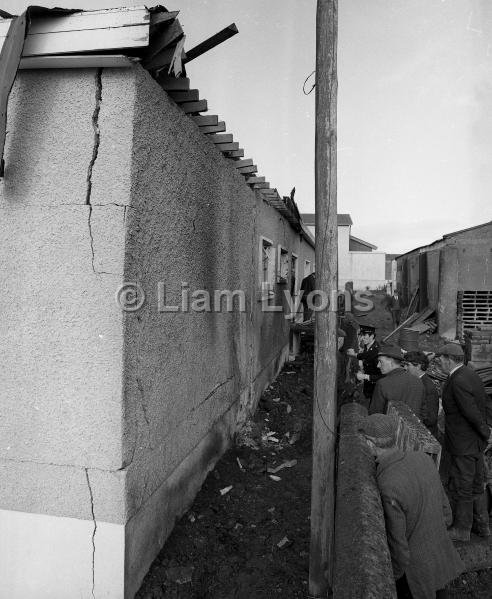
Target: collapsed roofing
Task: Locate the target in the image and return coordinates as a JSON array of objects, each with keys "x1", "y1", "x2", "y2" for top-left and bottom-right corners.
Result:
[{"x1": 0, "y1": 4, "x2": 313, "y2": 243}]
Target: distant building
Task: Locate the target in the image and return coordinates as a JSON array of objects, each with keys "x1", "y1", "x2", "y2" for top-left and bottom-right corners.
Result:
[
  {"x1": 395, "y1": 221, "x2": 492, "y2": 339},
  {"x1": 301, "y1": 213, "x2": 388, "y2": 289}
]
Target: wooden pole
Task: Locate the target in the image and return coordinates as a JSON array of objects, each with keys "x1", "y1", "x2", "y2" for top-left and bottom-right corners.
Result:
[{"x1": 309, "y1": 0, "x2": 338, "y2": 597}]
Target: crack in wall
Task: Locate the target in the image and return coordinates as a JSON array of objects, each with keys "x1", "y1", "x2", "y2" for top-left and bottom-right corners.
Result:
[
  {"x1": 137, "y1": 376, "x2": 154, "y2": 450},
  {"x1": 85, "y1": 468, "x2": 97, "y2": 599},
  {"x1": 86, "y1": 68, "x2": 103, "y2": 274},
  {"x1": 192, "y1": 377, "x2": 234, "y2": 412}
]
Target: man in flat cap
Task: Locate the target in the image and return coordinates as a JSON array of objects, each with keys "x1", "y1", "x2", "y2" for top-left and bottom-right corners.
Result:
[
  {"x1": 437, "y1": 343, "x2": 492, "y2": 541},
  {"x1": 405, "y1": 350, "x2": 440, "y2": 437},
  {"x1": 359, "y1": 414, "x2": 463, "y2": 599},
  {"x1": 369, "y1": 345, "x2": 425, "y2": 419},
  {"x1": 346, "y1": 323, "x2": 382, "y2": 406}
]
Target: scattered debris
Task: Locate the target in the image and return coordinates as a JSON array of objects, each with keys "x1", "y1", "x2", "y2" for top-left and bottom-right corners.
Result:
[
  {"x1": 220, "y1": 485, "x2": 233, "y2": 496},
  {"x1": 289, "y1": 432, "x2": 300, "y2": 445},
  {"x1": 286, "y1": 404, "x2": 292, "y2": 414},
  {"x1": 236, "y1": 457, "x2": 244, "y2": 470},
  {"x1": 269, "y1": 475, "x2": 282, "y2": 482},
  {"x1": 272, "y1": 397, "x2": 281, "y2": 403},
  {"x1": 165, "y1": 565, "x2": 194, "y2": 585},
  {"x1": 267, "y1": 459, "x2": 297, "y2": 474},
  {"x1": 277, "y1": 536, "x2": 291, "y2": 549}
]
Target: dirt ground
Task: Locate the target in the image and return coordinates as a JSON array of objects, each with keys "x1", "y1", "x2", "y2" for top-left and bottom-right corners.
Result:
[{"x1": 136, "y1": 291, "x2": 492, "y2": 598}]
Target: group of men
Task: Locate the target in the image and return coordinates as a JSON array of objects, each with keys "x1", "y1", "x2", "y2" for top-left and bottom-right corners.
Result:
[{"x1": 341, "y1": 318, "x2": 492, "y2": 598}]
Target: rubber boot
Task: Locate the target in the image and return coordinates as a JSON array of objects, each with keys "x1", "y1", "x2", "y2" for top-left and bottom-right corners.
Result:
[
  {"x1": 472, "y1": 493, "x2": 491, "y2": 537},
  {"x1": 448, "y1": 500, "x2": 473, "y2": 542}
]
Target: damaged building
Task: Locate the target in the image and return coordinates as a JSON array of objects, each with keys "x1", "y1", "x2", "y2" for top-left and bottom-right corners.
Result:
[
  {"x1": 0, "y1": 6, "x2": 315, "y2": 598},
  {"x1": 395, "y1": 220, "x2": 492, "y2": 340}
]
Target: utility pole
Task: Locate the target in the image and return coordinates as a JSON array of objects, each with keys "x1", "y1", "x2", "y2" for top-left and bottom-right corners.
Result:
[{"x1": 309, "y1": 0, "x2": 338, "y2": 597}]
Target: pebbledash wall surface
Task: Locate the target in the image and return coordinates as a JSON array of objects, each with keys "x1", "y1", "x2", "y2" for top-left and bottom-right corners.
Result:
[{"x1": 0, "y1": 66, "x2": 314, "y2": 598}]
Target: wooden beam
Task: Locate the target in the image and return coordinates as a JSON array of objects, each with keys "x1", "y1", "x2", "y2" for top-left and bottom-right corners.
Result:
[
  {"x1": 150, "y1": 10, "x2": 179, "y2": 28},
  {"x1": 233, "y1": 158, "x2": 253, "y2": 168},
  {"x1": 309, "y1": 1, "x2": 338, "y2": 597},
  {"x1": 158, "y1": 75, "x2": 190, "y2": 91},
  {"x1": 142, "y1": 19, "x2": 183, "y2": 67},
  {"x1": 22, "y1": 24, "x2": 150, "y2": 57},
  {"x1": 19, "y1": 54, "x2": 135, "y2": 69},
  {"x1": 237, "y1": 165, "x2": 257, "y2": 174},
  {"x1": 191, "y1": 115, "x2": 218, "y2": 126},
  {"x1": 28, "y1": 6, "x2": 150, "y2": 34},
  {"x1": 0, "y1": 12, "x2": 27, "y2": 177},
  {"x1": 168, "y1": 89, "x2": 199, "y2": 102},
  {"x1": 184, "y1": 23, "x2": 238, "y2": 63},
  {"x1": 225, "y1": 149, "x2": 244, "y2": 158},
  {"x1": 179, "y1": 100, "x2": 207, "y2": 114},
  {"x1": 246, "y1": 176, "x2": 265, "y2": 184},
  {"x1": 200, "y1": 121, "x2": 226, "y2": 134},
  {"x1": 208, "y1": 133, "x2": 233, "y2": 144},
  {"x1": 253, "y1": 182, "x2": 270, "y2": 189},
  {"x1": 216, "y1": 142, "x2": 238, "y2": 151}
]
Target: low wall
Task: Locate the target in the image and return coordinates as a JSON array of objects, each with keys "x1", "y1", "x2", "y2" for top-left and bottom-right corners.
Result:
[
  {"x1": 387, "y1": 401, "x2": 442, "y2": 466},
  {"x1": 333, "y1": 403, "x2": 396, "y2": 599}
]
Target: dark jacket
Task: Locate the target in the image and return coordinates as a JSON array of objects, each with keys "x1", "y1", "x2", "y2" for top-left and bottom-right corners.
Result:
[
  {"x1": 421, "y1": 373, "x2": 439, "y2": 437},
  {"x1": 442, "y1": 365, "x2": 490, "y2": 455},
  {"x1": 357, "y1": 340, "x2": 382, "y2": 398},
  {"x1": 370, "y1": 368, "x2": 425, "y2": 418},
  {"x1": 377, "y1": 450, "x2": 463, "y2": 599}
]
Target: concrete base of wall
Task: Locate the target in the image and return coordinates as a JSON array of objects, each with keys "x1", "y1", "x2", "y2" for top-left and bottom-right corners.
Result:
[
  {"x1": 0, "y1": 508, "x2": 124, "y2": 599},
  {"x1": 124, "y1": 403, "x2": 237, "y2": 598}
]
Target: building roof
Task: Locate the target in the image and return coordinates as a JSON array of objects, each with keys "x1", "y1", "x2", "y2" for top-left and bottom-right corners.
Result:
[
  {"x1": 349, "y1": 235, "x2": 377, "y2": 250},
  {"x1": 301, "y1": 213, "x2": 353, "y2": 226},
  {"x1": 0, "y1": 5, "x2": 307, "y2": 236},
  {"x1": 396, "y1": 220, "x2": 492, "y2": 260}
]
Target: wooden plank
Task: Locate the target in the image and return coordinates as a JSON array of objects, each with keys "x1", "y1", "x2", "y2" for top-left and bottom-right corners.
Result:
[
  {"x1": 225, "y1": 149, "x2": 244, "y2": 157},
  {"x1": 383, "y1": 310, "x2": 422, "y2": 342},
  {"x1": 179, "y1": 100, "x2": 207, "y2": 114},
  {"x1": 246, "y1": 176, "x2": 265, "y2": 184},
  {"x1": 0, "y1": 12, "x2": 27, "y2": 177},
  {"x1": 28, "y1": 7, "x2": 150, "y2": 34},
  {"x1": 208, "y1": 133, "x2": 233, "y2": 144},
  {"x1": 168, "y1": 89, "x2": 199, "y2": 102},
  {"x1": 237, "y1": 165, "x2": 257, "y2": 174},
  {"x1": 19, "y1": 54, "x2": 135, "y2": 69},
  {"x1": 216, "y1": 142, "x2": 238, "y2": 151},
  {"x1": 22, "y1": 24, "x2": 150, "y2": 56},
  {"x1": 199, "y1": 121, "x2": 226, "y2": 134},
  {"x1": 191, "y1": 115, "x2": 217, "y2": 126},
  {"x1": 233, "y1": 158, "x2": 253, "y2": 168},
  {"x1": 158, "y1": 75, "x2": 189, "y2": 91},
  {"x1": 184, "y1": 23, "x2": 238, "y2": 63},
  {"x1": 253, "y1": 182, "x2": 270, "y2": 189},
  {"x1": 142, "y1": 18, "x2": 183, "y2": 66},
  {"x1": 150, "y1": 10, "x2": 179, "y2": 28}
]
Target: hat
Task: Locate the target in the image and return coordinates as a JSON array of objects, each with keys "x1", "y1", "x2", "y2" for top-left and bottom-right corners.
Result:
[
  {"x1": 404, "y1": 350, "x2": 429, "y2": 368},
  {"x1": 436, "y1": 343, "x2": 464, "y2": 358},
  {"x1": 358, "y1": 414, "x2": 397, "y2": 439},
  {"x1": 359, "y1": 324, "x2": 376, "y2": 335},
  {"x1": 378, "y1": 345, "x2": 404, "y2": 361}
]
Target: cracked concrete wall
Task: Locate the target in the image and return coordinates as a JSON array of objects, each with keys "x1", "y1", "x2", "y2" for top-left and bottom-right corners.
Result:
[
  {"x1": 0, "y1": 65, "x2": 314, "y2": 597},
  {"x1": 121, "y1": 66, "x2": 315, "y2": 595}
]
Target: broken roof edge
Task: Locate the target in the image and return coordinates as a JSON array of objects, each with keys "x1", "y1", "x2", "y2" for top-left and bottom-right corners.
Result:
[{"x1": 0, "y1": 4, "x2": 295, "y2": 233}]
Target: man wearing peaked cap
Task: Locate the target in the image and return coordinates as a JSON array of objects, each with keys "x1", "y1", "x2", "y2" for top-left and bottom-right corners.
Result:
[
  {"x1": 358, "y1": 414, "x2": 463, "y2": 598},
  {"x1": 369, "y1": 345, "x2": 425, "y2": 418},
  {"x1": 437, "y1": 342, "x2": 492, "y2": 542},
  {"x1": 346, "y1": 323, "x2": 382, "y2": 405}
]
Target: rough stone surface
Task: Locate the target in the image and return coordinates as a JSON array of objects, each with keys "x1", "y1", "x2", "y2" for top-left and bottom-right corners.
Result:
[{"x1": 334, "y1": 403, "x2": 397, "y2": 599}]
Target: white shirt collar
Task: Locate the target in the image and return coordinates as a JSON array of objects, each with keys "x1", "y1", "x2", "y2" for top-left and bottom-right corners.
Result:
[{"x1": 449, "y1": 363, "x2": 463, "y2": 376}]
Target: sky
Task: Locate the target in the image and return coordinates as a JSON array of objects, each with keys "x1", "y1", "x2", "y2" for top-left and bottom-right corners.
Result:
[{"x1": 3, "y1": 0, "x2": 492, "y2": 253}]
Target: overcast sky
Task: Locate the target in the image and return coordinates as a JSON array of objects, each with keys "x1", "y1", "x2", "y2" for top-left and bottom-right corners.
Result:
[{"x1": 4, "y1": 0, "x2": 492, "y2": 253}]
